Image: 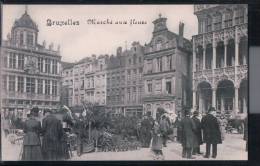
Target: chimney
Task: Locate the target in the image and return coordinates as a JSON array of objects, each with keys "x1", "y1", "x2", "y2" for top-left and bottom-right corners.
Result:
[{"x1": 179, "y1": 22, "x2": 184, "y2": 47}]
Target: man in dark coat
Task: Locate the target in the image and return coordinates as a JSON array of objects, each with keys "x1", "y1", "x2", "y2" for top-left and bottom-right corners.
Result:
[
  {"x1": 159, "y1": 115, "x2": 170, "y2": 147},
  {"x1": 140, "y1": 116, "x2": 151, "y2": 147},
  {"x1": 191, "y1": 111, "x2": 203, "y2": 155},
  {"x1": 42, "y1": 109, "x2": 63, "y2": 160},
  {"x1": 180, "y1": 108, "x2": 196, "y2": 159},
  {"x1": 201, "y1": 107, "x2": 222, "y2": 158},
  {"x1": 174, "y1": 114, "x2": 182, "y2": 143}
]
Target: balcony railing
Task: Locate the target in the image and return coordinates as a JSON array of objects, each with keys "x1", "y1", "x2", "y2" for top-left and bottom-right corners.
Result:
[
  {"x1": 193, "y1": 23, "x2": 247, "y2": 46},
  {"x1": 4, "y1": 91, "x2": 60, "y2": 101},
  {"x1": 194, "y1": 5, "x2": 220, "y2": 13}
]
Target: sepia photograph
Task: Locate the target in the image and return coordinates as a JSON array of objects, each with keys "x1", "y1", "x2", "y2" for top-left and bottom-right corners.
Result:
[{"x1": 0, "y1": 4, "x2": 248, "y2": 161}]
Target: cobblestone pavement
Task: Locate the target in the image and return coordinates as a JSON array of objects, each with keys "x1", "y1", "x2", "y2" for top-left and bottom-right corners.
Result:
[{"x1": 1, "y1": 131, "x2": 247, "y2": 161}]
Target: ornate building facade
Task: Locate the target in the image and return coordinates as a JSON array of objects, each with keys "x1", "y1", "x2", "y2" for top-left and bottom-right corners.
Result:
[
  {"x1": 61, "y1": 62, "x2": 74, "y2": 107},
  {"x1": 124, "y1": 42, "x2": 144, "y2": 117},
  {"x1": 67, "y1": 55, "x2": 108, "y2": 106},
  {"x1": 1, "y1": 10, "x2": 62, "y2": 118},
  {"x1": 192, "y1": 5, "x2": 248, "y2": 115},
  {"x1": 106, "y1": 48, "x2": 126, "y2": 115},
  {"x1": 143, "y1": 14, "x2": 192, "y2": 119}
]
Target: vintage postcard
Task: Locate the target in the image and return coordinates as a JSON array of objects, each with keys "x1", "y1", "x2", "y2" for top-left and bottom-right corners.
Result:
[{"x1": 1, "y1": 4, "x2": 248, "y2": 161}]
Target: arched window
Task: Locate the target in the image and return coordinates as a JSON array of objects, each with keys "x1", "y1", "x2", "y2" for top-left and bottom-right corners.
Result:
[
  {"x1": 214, "y1": 13, "x2": 222, "y2": 31},
  {"x1": 224, "y1": 9, "x2": 233, "y2": 28}
]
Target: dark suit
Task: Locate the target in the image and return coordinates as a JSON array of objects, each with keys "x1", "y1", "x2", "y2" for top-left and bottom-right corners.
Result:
[
  {"x1": 243, "y1": 116, "x2": 248, "y2": 151},
  {"x1": 192, "y1": 116, "x2": 203, "y2": 154},
  {"x1": 180, "y1": 116, "x2": 196, "y2": 158},
  {"x1": 201, "y1": 114, "x2": 222, "y2": 158},
  {"x1": 22, "y1": 117, "x2": 42, "y2": 160},
  {"x1": 42, "y1": 114, "x2": 63, "y2": 160}
]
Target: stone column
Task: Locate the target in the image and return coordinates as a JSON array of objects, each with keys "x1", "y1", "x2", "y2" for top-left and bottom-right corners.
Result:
[
  {"x1": 224, "y1": 40, "x2": 228, "y2": 67},
  {"x1": 24, "y1": 76, "x2": 26, "y2": 93},
  {"x1": 50, "y1": 59, "x2": 53, "y2": 74},
  {"x1": 162, "y1": 78, "x2": 166, "y2": 93},
  {"x1": 23, "y1": 31, "x2": 26, "y2": 46},
  {"x1": 243, "y1": 97, "x2": 247, "y2": 113},
  {"x1": 192, "y1": 38, "x2": 196, "y2": 72},
  {"x1": 203, "y1": 47, "x2": 206, "y2": 70},
  {"x1": 235, "y1": 86, "x2": 239, "y2": 114},
  {"x1": 235, "y1": 27, "x2": 240, "y2": 66},
  {"x1": 16, "y1": 53, "x2": 19, "y2": 69},
  {"x1": 35, "y1": 79, "x2": 38, "y2": 94},
  {"x1": 6, "y1": 75, "x2": 9, "y2": 91},
  {"x1": 7, "y1": 53, "x2": 10, "y2": 68},
  {"x1": 43, "y1": 80, "x2": 45, "y2": 94},
  {"x1": 43, "y1": 59, "x2": 46, "y2": 73},
  {"x1": 213, "y1": 42, "x2": 217, "y2": 69},
  {"x1": 15, "y1": 75, "x2": 18, "y2": 92},
  {"x1": 152, "y1": 104, "x2": 156, "y2": 119},
  {"x1": 193, "y1": 90, "x2": 197, "y2": 110},
  {"x1": 199, "y1": 94, "x2": 203, "y2": 113},
  {"x1": 221, "y1": 96, "x2": 225, "y2": 113},
  {"x1": 212, "y1": 88, "x2": 216, "y2": 109}
]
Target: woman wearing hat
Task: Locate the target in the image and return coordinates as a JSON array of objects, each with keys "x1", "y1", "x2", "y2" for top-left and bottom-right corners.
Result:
[{"x1": 21, "y1": 107, "x2": 43, "y2": 161}]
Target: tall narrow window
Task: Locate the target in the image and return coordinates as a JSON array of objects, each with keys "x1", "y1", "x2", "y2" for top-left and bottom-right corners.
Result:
[
  {"x1": 147, "y1": 60, "x2": 153, "y2": 73},
  {"x1": 235, "y1": 8, "x2": 244, "y2": 25},
  {"x1": 38, "y1": 57, "x2": 44, "y2": 72},
  {"x1": 157, "y1": 57, "x2": 162, "y2": 72},
  {"x1": 52, "y1": 80, "x2": 57, "y2": 95},
  {"x1": 20, "y1": 32, "x2": 24, "y2": 45},
  {"x1": 166, "y1": 81, "x2": 172, "y2": 94},
  {"x1": 18, "y1": 54, "x2": 24, "y2": 69},
  {"x1": 214, "y1": 13, "x2": 222, "y2": 31},
  {"x1": 9, "y1": 53, "x2": 16, "y2": 69},
  {"x1": 38, "y1": 79, "x2": 43, "y2": 94},
  {"x1": 224, "y1": 10, "x2": 233, "y2": 28},
  {"x1": 45, "y1": 58, "x2": 51, "y2": 73},
  {"x1": 4, "y1": 55, "x2": 8, "y2": 68},
  {"x1": 9, "y1": 75, "x2": 15, "y2": 92},
  {"x1": 26, "y1": 77, "x2": 35, "y2": 93},
  {"x1": 3, "y1": 75, "x2": 7, "y2": 90},
  {"x1": 27, "y1": 32, "x2": 34, "y2": 46},
  {"x1": 147, "y1": 80, "x2": 152, "y2": 93},
  {"x1": 18, "y1": 76, "x2": 24, "y2": 92},
  {"x1": 127, "y1": 88, "x2": 131, "y2": 101},
  {"x1": 205, "y1": 16, "x2": 212, "y2": 32},
  {"x1": 53, "y1": 60, "x2": 57, "y2": 74},
  {"x1": 155, "y1": 79, "x2": 162, "y2": 93},
  {"x1": 133, "y1": 87, "x2": 136, "y2": 102},
  {"x1": 167, "y1": 55, "x2": 173, "y2": 70},
  {"x1": 45, "y1": 80, "x2": 50, "y2": 95}
]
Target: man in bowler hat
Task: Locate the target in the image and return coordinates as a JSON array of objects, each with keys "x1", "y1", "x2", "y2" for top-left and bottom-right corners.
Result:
[
  {"x1": 201, "y1": 107, "x2": 222, "y2": 158},
  {"x1": 191, "y1": 111, "x2": 203, "y2": 155},
  {"x1": 180, "y1": 108, "x2": 196, "y2": 159}
]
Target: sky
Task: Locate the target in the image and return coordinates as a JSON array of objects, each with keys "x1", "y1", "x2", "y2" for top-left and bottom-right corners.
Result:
[{"x1": 2, "y1": 5, "x2": 198, "y2": 63}]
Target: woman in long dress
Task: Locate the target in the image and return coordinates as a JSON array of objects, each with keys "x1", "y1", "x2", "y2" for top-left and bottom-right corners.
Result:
[
  {"x1": 21, "y1": 107, "x2": 43, "y2": 161},
  {"x1": 151, "y1": 120, "x2": 164, "y2": 160}
]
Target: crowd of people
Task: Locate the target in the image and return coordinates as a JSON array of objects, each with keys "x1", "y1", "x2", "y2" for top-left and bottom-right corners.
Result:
[
  {"x1": 20, "y1": 107, "x2": 73, "y2": 161},
  {"x1": 142, "y1": 106, "x2": 248, "y2": 160},
  {"x1": 1, "y1": 105, "x2": 247, "y2": 161}
]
